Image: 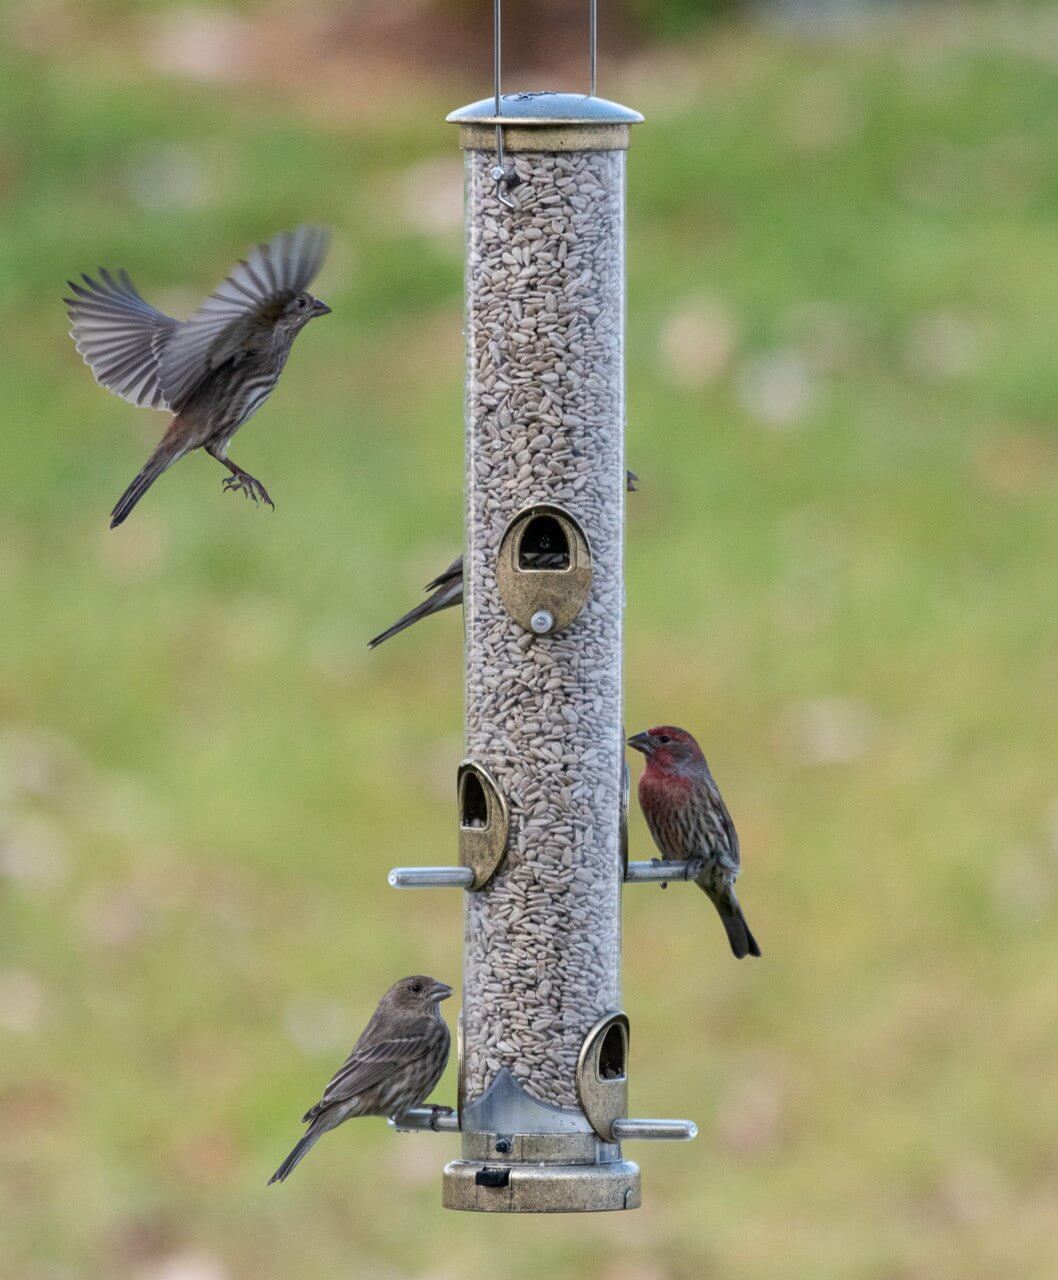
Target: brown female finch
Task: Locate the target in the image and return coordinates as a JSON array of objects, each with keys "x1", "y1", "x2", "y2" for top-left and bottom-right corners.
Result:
[
  {"x1": 65, "y1": 226, "x2": 331, "y2": 527},
  {"x1": 629, "y1": 726, "x2": 761, "y2": 960},
  {"x1": 269, "y1": 975, "x2": 452, "y2": 1185},
  {"x1": 367, "y1": 556, "x2": 464, "y2": 650},
  {"x1": 367, "y1": 470, "x2": 640, "y2": 649}
]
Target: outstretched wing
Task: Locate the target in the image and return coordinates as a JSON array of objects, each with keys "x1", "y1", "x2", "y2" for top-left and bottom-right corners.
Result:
[
  {"x1": 65, "y1": 269, "x2": 179, "y2": 410},
  {"x1": 302, "y1": 1031, "x2": 438, "y2": 1120},
  {"x1": 158, "y1": 225, "x2": 330, "y2": 409}
]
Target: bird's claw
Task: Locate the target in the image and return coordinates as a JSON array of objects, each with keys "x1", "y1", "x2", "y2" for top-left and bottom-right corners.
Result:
[
  {"x1": 648, "y1": 857, "x2": 669, "y2": 889},
  {"x1": 428, "y1": 1105, "x2": 454, "y2": 1131},
  {"x1": 222, "y1": 472, "x2": 274, "y2": 509}
]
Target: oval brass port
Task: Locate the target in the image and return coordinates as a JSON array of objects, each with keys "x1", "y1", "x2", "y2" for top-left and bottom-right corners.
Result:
[
  {"x1": 619, "y1": 757, "x2": 630, "y2": 876},
  {"x1": 458, "y1": 760, "x2": 509, "y2": 890},
  {"x1": 576, "y1": 1012, "x2": 629, "y2": 1144},
  {"x1": 496, "y1": 504, "x2": 592, "y2": 635},
  {"x1": 457, "y1": 1010, "x2": 466, "y2": 1126}
]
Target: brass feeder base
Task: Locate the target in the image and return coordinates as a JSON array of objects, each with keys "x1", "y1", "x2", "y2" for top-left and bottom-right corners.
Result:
[{"x1": 442, "y1": 1158, "x2": 640, "y2": 1214}]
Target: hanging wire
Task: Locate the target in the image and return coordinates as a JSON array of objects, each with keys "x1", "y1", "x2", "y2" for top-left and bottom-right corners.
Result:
[
  {"x1": 589, "y1": 0, "x2": 597, "y2": 98},
  {"x1": 491, "y1": 0, "x2": 516, "y2": 209},
  {"x1": 490, "y1": 0, "x2": 598, "y2": 208}
]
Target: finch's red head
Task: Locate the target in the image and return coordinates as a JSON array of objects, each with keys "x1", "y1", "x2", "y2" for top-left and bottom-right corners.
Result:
[{"x1": 627, "y1": 725, "x2": 706, "y2": 777}]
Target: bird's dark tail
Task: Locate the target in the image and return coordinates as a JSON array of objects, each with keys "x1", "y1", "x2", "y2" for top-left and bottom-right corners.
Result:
[
  {"x1": 709, "y1": 886, "x2": 762, "y2": 959},
  {"x1": 268, "y1": 1120, "x2": 327, "y2": 1185},
  {"x1": 110, "y1": 441, "x2": 184, "y2": 528},
  {"x1": 367, "y1": 598, "x2": 441, "y2": 649},
  {"x1": 367, "y1": 584, "x2": 460, "y2": 649}
]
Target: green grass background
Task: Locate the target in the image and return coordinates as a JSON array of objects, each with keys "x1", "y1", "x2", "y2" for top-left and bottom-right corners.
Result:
[{"x1": 3, "y1": 3, "x2": 1058, "y2": 1278}]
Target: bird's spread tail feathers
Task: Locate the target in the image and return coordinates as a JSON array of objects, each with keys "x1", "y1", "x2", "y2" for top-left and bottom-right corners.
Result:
[
  {"x1": 109, "y1": 441, "x2": 185, "y2": 528},
  {"x1": 268, "y1": 1119, "x2": 327, "y2": 1185}
]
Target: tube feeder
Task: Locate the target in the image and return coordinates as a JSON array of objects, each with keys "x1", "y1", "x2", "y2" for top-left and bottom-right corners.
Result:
[{"x1": 386, "y1": 77, "x2": 701, "y2": 1212}]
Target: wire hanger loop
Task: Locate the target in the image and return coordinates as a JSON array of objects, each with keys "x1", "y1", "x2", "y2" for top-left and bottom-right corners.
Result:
[{"x1": 490, "y1": 1, "x2": 599, "y2": 209}]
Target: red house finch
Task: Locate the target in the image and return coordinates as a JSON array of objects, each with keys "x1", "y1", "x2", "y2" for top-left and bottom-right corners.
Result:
[
  {"x1": 367, "y1": 471, "x2": 640, "y2": 649},
  {"x1": 269, "y1": 975, "x2": 452, "y2": 1185},
  {"x1": 65, "y1": 226, "x2": 331, "y2": 528},
  {"x1": 628, "y1": 726, "x2": 761, "y2": 959}
]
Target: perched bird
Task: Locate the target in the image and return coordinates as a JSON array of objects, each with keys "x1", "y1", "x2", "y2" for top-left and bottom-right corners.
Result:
[
  {"x1": 628, "y1": 726, "x2": 761, "y2": 959},
  {"x1": 367, "y1": 556, "x2": 464, "y2": 650},
  {"x1": 367, "y1": 469, "x2": 640, "y2": 649},
  {"x1": 269, "y1": 975, "x2": 452, "y2": 1185},
  {"x1": 65, "y1": 226, "x2": 331, "y2": 528}
]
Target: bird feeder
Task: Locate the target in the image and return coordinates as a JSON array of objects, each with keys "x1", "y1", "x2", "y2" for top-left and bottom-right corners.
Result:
[{"x1": 387, "y1": 4, "x2": 700, "y2": 1214}]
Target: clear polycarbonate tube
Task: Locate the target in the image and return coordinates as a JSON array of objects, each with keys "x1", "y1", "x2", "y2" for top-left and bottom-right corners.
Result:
[{"x1": 462, "y1": 144, "x2": 626, "y2": 1113}]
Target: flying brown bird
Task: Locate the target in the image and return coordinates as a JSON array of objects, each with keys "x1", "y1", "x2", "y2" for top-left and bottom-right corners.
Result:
[
  {"x1": 65, "y1": 226, "x2": 331, "y2": 527},
  {"x1": 269, "y1": 975, "x2": 452, "y2": 1185}
]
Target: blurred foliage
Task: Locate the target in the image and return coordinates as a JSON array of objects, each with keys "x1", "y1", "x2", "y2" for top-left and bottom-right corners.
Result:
[
  {"x1": 439, "y1": 0, "x2": 740, "y2": 47},
  {"x1": 3, "y1": 2, "x2": 1058, "y2": 1280},
  {"x1": 626, "y1": 0, "x2": 736, "y2": 37}
]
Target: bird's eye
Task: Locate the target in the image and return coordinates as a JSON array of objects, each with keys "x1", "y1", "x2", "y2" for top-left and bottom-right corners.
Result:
[
  {"x1": 410, "y1": 982, "x2": 422, "y2": 994},
  {"x1": 656, "y1": 734, "x2": 671, "y2": 744},
  {"x1": 296, "y1": 297, "x2": 306, "y2": 308}
]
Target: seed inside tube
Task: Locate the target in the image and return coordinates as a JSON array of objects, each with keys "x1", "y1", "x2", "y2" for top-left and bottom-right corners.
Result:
[{"x1": 464, "y1": 145, "x2": 625, "y2": 1112}]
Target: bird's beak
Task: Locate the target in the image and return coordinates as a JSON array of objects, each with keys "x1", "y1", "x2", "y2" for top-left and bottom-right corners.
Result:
[
  {"x1": 430, "y1": 981, "x2": 453, "y2": 1003},
  {"x1": 627, "y1": 731, "x2": 653, "y2": 756},
  {"x1": 312, "y1": 298, "x2": 332, "y2": 317}
]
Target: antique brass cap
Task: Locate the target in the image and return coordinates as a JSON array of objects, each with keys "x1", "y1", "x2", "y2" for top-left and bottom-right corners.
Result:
[{"x1": 448, "y1": 91, "x2": 643, "y2": 152}]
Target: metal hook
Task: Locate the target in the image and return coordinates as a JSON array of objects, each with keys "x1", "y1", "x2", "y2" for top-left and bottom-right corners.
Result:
[
  {"x1": 489, "y1": 0, "x2": 598, "y2": 208},
  {"x1": 491, "y1": 150, "x2": 516, "y2": 210},
  {"x1": 492, "y1": 0, "x2": 516, "y2": 209}
]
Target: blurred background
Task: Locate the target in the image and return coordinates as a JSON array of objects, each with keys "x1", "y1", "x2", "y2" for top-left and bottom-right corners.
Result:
[{"x1": 3, "y1": 0, "x2": 1058, "y2": 1277}]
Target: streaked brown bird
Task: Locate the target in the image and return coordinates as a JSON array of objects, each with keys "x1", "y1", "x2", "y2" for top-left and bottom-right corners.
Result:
[
  {"x1": 366, "y1": 469, "x2": 640, "y2": 649},
  {"x1": 629, "y1": 725, "x2": 761, "y2": 960},
  {"x1": 269, "y1": 975, "x2": 452, "y2": 1185},
  {"x1": 367, "y1": 556, "x2": 464, "y2": 650},
  {"x1": 65, "y1": 226, "x2": 331, "y2": 528}
]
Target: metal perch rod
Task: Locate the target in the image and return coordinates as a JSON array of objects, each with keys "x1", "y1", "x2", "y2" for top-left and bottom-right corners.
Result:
[
  {"x1": 624, "y1": 860, "x2": 703, "y2": 884},
  {"x1": 392, "y1": 1110, "x2": 696, "y2": 1141},
  {"x1": 390, "y1": 1109, "x2": 462, "y2": 1133},
  {"x1": 388, "y1": 866, "x2": 475, "y2": 889},
  {"x1": 612, "y1": 1119, "x2": 698, "y2": 1141},
  {"x1": 390, "y1": 861, "x2": 704, "y2": 888}
]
